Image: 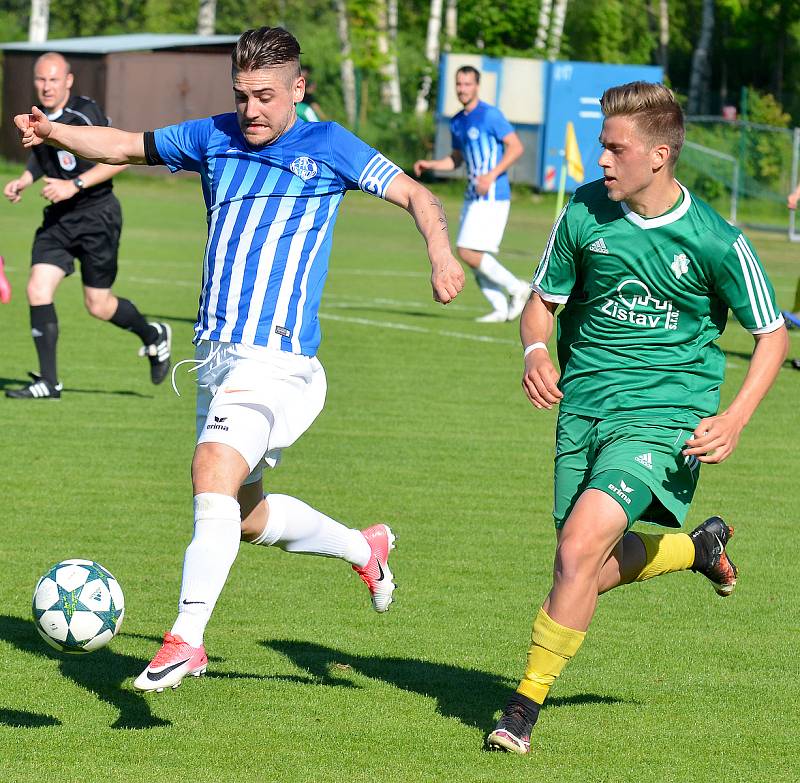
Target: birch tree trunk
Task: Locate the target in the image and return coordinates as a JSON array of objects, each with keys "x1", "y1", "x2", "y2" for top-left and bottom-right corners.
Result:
[
  {"x1": 29, "y1": 0, "x2": 49, "y2": 43},
  {"x1": 377, "y1": 0, "x2": 402, "y2": 113},
  {"x1": 197, "y1": 0, "x2": 217, "y2": 36},
  {"x1": 444, "y1": 0, "x2": 457, "y2": 52},
  {"x1": 535, "y1": 0, "x2": 552, "y2": 53},
  {"x1": 658, "y1": 0, "x2": 669, "y2": 77},
  {"x1": 547, "y1": 0, "x2": 568, "y2": 61},
  {"x1": 415, "y1": 0, "x2": 444, "y2": 116},
  {"x1": 687, "y1": 0, "x2": 714, "y2": 115},
  {"x1": 335, "y1": 0, "x2": 357, "y2": 127}
]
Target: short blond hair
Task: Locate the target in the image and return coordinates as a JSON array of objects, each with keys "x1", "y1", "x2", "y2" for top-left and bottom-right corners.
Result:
[{"x1": 600, "y1": 81, "x2": 684, "y2": 167}]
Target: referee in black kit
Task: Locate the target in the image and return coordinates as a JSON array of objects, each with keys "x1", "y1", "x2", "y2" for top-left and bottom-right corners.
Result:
[{"x1": 3, "y1": 51, "x2": 171, "y2": 399}]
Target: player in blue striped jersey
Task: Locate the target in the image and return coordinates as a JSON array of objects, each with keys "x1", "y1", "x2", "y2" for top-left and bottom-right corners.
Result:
[
  {"x1": 16, "y1": 26, "x2": 464, "y2": 692},
  {"x1": 415, "y1": 65, "x2": 528, "y2": 322}
]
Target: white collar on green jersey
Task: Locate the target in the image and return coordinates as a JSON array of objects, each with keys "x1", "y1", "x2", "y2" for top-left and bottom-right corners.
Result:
[{"x1": 621, "y1": 182, "x2": 691, "y2": 229}]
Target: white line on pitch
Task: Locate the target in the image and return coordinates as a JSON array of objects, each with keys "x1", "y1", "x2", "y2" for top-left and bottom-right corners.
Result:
[
  {"x1": 319, "y1": 312, "x2": 517, "y2": 345},
  {"x1": 128, "y1": 275, "x2": 197, "y2": 288}
]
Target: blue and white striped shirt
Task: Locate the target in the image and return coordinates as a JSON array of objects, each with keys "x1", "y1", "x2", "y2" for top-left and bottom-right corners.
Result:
[
  {"x1": 450, "y1": 101, "x2": 514, "y2": 203},
  {"x1": 153, "y1": 115, "x2": 401, "y2": 355}
]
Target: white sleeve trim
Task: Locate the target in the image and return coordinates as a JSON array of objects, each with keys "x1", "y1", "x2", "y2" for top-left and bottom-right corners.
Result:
[
  {"x1": 358, "y1": 153, "x2": 402, "y2": 199},
  {"x1": 749, "y1": 315, "x2": 785, "y2": 335},
  {"x1": 531, "y1": 283, "x2": 569, "y2": 304}
]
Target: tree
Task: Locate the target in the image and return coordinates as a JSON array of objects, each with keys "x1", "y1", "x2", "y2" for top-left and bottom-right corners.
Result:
[
  {"x1": 548, "y1": 0, "x2": 569, "y2": 60},
  {"x1": 29, "y1": 0, "x2": 49, "y2": 42},
  {"x1": 415, "y1": 0, "x2": 443, "y2": 116},
  {"x1": 657, "y1": 0, "x2": 669, "y2": 75},
  {"x1": 687, "y1": 0, "x2": 714, "y2": 114},
  {"x1": 535, "y1": 0, "x2": 552, "y2": 54},
  {"x1": 197, "y1": 0, "x2": 216, "y2": 36},
  {"x1": 563, "y1": 0, "x2": 654, "y2": 65},
  {"x1": 444, "y1": 0, "x2": 457, "y2": 51},
  {"x1": 335, "y1": 0, "x2": 358, "y2": 126},
  {"x1": 377, "y1": 0, "x2": 402, "y2": 113}
]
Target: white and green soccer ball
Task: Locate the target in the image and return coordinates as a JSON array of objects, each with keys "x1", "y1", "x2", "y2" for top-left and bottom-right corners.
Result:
[{"x1": 32, "y1": 559, "x2": 124, "y2": 654}]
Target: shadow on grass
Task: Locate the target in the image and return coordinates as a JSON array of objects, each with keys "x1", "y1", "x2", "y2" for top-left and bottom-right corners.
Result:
[
  {"x1": 262, "y1": 639, "x2": 626, "y2": 732},
  {"x1": 0, "y1": 377, "x2": 153, "y2": 398},
  {"x1": 0, "y1": 614, "x2": 168, "y2": 730},
  {"x1": 146, "y1": 313, "x2": 198, "y2": 325},
  {"x1": 0, "y1": 709, "x2": 61, "y2": 728}
]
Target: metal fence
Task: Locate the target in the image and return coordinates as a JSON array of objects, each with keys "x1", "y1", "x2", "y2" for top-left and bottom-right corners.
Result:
[{"x1": 679, "y1": 117, "x2": 800, "y2": 240}]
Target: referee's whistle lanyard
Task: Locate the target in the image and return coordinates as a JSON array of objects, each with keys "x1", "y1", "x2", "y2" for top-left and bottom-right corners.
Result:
[{"x1": 170, "y1": 344, "x2": 222, "y2": 398}]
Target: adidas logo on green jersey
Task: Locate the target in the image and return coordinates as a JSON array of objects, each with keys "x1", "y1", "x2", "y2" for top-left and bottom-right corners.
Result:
[{"x1": 589, "y1": 238, "x2": 609, "y2": 254}]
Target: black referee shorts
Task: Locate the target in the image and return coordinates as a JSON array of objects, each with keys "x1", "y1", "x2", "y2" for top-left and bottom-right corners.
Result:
[{"x1": 31, "y1": 196, "x2": 123, "y2": 289}]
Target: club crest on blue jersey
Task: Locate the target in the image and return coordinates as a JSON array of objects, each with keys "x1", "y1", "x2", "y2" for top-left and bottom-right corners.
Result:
[{"x1": 290, "y1": 156, "x2": 318, "y2": 181}]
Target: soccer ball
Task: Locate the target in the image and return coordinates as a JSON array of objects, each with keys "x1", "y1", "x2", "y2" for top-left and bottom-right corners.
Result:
[{"x1": 32, "y1": 559, "x2": 124, "y2": 654}]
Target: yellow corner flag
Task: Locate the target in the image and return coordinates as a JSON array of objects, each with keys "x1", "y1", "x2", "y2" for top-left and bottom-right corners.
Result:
[{"x1": 565, "y1": 121, "x2": 584, "y2": 183}]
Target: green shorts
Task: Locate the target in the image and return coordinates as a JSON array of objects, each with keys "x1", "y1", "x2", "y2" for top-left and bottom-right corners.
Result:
[{"x1": 553, "y1": 412, "x2": 702, "y2": 529}]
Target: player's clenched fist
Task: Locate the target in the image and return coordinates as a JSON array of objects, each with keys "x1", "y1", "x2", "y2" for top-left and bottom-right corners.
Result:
[
  {"x1": 14, "y1": 106, "x2": 52, "y2": 147},
  {"x1": 431, "y1": 255, "x2": 465, "y2": 304},
  {"x1": 522, "y1": 350, "x2": 562, "y2": 410}
]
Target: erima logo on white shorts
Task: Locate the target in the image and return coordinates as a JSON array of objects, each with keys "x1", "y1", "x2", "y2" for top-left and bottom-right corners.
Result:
[
  {"x1": 206, "y1": 415, "x2": 229, "y2": 432},
  {"x1": 291, "y1": 156, "x2": 318, "y2": 181},
  {"x1": 608, "y1": 480, "x2": 635, "y2": 505}
]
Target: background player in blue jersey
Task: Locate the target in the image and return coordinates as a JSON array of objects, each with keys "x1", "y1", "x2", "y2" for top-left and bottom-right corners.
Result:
[
  {"x1": 414, "y1": 65, "x2": 528, "y2": 322},
  {"x1": 15, "y1": 26, "x2": 464, "y2": 692},
  {"x1": 4, "y1": 52, "x2": 171, "y2": 399}
]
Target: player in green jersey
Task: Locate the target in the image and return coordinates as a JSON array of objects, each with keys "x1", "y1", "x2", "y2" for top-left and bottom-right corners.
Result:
[{"x1": 486, "y1": 82, "x2": 789, "y2": 755}]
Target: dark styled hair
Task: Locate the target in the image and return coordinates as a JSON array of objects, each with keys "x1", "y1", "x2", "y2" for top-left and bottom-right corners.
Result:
[
  {"x1": 600, "y1": 81, "x2": 685, "y2": 167},
  {"x1": 456, "y1": 65, "x2": 481, "y2": 83},
  {"x1": 232, "y1": 27, "x2": 301, "y2": 75}
]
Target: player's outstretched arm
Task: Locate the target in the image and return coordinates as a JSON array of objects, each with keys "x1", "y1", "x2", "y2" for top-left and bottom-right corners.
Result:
[
  {"x1": 788, "y1": 182, "x2": 800, "y2": 210},
  {"x1": 41, "y1": 163, "x2": 129, "y2": 204},
  {"x1": 384, "y1": 173, "x2": 464, "y2": 304},
  {"x1": 413, "y1": 150, "x2": 462, "y2": 178},
  {"x1": 683, "y1": 325, "x2": 789, "y2": 464},
  {"x1": 520, "y1": 293, "x2": 562, "y2": 410},
  {"x1": 15, "y1": 106, "x2": 146, "y2": 165}
]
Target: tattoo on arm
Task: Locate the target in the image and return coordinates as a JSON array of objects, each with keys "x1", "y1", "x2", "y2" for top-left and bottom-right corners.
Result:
[{"x1": 430, "y1": 198, "x2": 448, "y2": 231}]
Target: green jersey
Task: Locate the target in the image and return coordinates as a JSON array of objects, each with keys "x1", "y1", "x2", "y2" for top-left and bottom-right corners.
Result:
[
  {"x1": 296, "y1": 102, "x2": 320, "y2": 122},
  {"x1": 532, "y1": 178, "x2": 783, "y2": 422}
]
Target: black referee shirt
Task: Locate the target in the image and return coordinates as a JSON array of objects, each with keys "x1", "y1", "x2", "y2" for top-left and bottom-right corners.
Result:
[{"x1": 26, "y1": 95, "x2": 116, "y2": 210}]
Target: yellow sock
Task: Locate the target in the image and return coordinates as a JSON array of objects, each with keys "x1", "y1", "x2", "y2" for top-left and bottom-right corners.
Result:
[
  {"x1": 628, "y1": 532, "x2": 695, "y2": 583},
  {"x1": 517, "y1": 608, "x2": 586, "y2": 704}
]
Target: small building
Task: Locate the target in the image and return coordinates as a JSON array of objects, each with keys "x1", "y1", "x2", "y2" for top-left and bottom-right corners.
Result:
[{"x1": 0, "y1": 34, "x2": 239, "y2": 164}]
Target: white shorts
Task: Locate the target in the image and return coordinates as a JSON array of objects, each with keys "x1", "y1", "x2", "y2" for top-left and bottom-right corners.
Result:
[
  {"x1": 456, "y1": 199, "x2": 510, "y2": 254},
  {"x1": 194, "y1": 341, "x2": 326, "y2": 485}
]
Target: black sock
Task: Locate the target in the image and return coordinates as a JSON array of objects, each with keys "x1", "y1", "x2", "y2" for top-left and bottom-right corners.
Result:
[
  {"x1": 110, "y1": 298, "x2": 158, "y2": 345},
  {"x1": 30, "y1": 304, "x2": 59, "y2": 385},
  {"x1": 506, "y1": 692, "x2": 542, "y2": 725}
]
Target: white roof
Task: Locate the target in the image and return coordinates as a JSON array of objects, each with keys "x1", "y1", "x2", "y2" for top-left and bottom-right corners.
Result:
[{"x1": 0, "y1": 34, "x2": 238, "y2": 54}]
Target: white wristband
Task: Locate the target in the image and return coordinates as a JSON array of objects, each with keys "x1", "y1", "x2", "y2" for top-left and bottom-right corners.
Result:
[{"x1": 523, "y1": 342, "x2": 548, "y2": 358}]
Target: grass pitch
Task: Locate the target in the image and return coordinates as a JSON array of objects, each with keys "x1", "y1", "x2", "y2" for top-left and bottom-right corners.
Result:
[{"x1": 0, "y1": 163, "x2": 798, "y2": 782}]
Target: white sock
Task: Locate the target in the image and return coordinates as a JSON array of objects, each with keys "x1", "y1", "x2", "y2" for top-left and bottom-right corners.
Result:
[
  {"x1": 250, "y1": 493, "x2": 371, "y2": 567},
  {"x1": 170, "y1": 493, "x2": 241, "y2": 647},
  {"x1": 478, "y1": 253, "x2": 527, "y2": 295},
  {"x1": 474, "y1": 271, "x2": 510, "y2": 314}
]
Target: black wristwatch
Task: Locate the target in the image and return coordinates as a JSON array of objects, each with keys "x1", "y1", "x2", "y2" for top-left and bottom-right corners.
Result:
[{"x1": 73, "y1": 177, "x2": 85, "y2": 190}]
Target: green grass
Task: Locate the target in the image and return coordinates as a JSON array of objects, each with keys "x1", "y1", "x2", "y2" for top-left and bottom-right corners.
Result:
[{"x1": 0, "y1": 163, "x2": 798, "y2": 782}]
